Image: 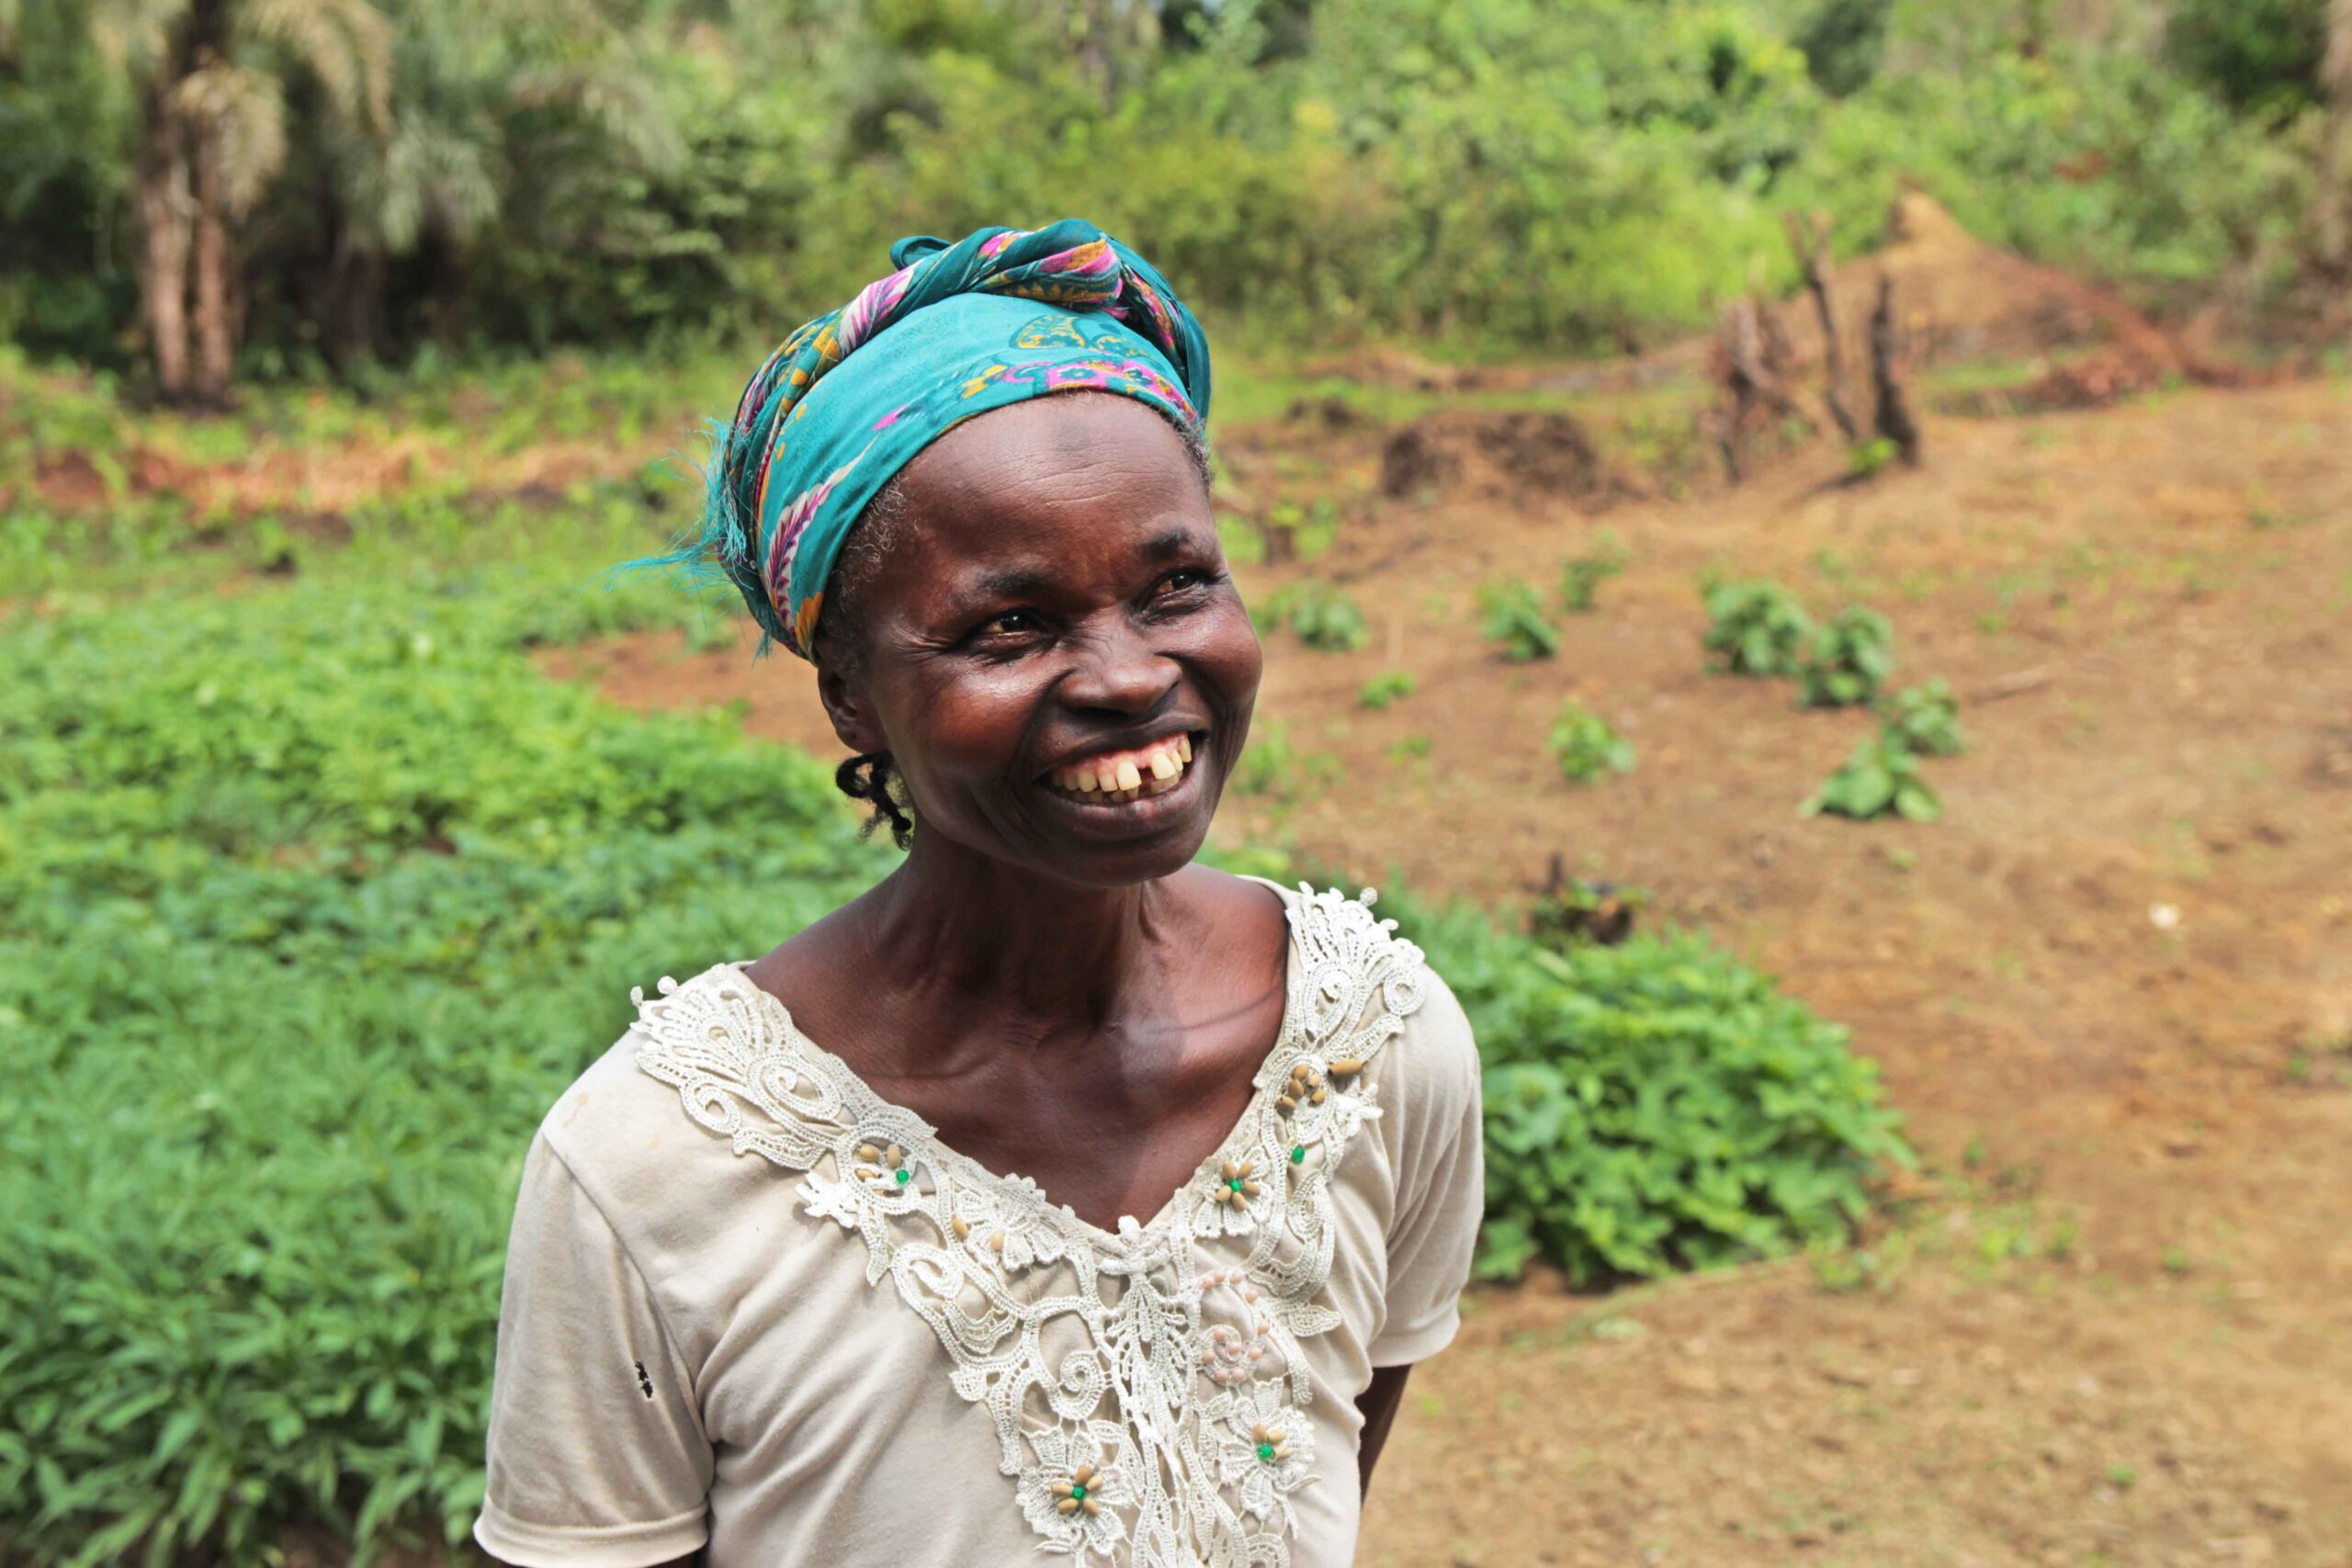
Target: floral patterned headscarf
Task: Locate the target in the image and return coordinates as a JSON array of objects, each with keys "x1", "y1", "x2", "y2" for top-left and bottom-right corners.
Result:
[{"x1": 662, "y1": 220, "x2": 1212, "y2": 661}]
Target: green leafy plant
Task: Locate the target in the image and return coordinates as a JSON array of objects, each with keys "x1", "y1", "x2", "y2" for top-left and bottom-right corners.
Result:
[
  {"x1": 1379, "y1": 892, "x2": 1914, "y2": 1286},
  {"x1": 1878, "y1": 679, "x2": 1966, "y2": 756},
  {"x1": 1803, "y1": 728, "x2": 1943, "y2": 821},
  {"x1": 1357, "y1": 669, "x2": 1418, "y2": 710},
  {"x1": 1548, "y1": 700, "x2": 1636, "y2": 784},
  {"x1": 1556, "y1": 531, "x2": 1627, "y2": 613},
  {"x1": 1796, "y1": 605, "x2": 1897, "y2": 708},
  {"x1": 1262, "y1": 580, "x2": 1370, "y2": 653},
  {"x1": 1479, "y1": 581, "x2": 1561, "y2": 661},
  {"x1": 1702, "y1": 580, "x2": 1812, "y2": 676}
]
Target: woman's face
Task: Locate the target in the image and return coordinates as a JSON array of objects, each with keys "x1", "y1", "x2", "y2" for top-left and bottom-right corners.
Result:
[{"x1": 818, "y1": 394, "x2": 1262, "y2": 888}]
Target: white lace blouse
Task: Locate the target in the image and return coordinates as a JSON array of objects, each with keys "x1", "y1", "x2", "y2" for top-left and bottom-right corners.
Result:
[{"x1": 474, "y1": 881, "x2": 1485, "y2": 1568}]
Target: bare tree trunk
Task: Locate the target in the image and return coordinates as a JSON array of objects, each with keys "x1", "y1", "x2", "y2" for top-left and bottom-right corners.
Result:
[
  {"x1": 2319, "y1": 0, "x2": 2352, "y2": 274},
  {"x1": 1870, "y1": 274, "x2": 1922, "y2": 466},
  {"x1": 192, "y1": 125, "x2": 235, "y2": 406},
  {"x1": 136, "y1": 107, "x2": 194, "y2": 400},
  {"x1": 1781, "y1": 209, "x2": 1860, "y2": 442}
]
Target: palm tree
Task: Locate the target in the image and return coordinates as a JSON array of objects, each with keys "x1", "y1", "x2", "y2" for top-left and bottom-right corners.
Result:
[{"x1": 87, "y1": 0, "x2": 390, "y2": 402}]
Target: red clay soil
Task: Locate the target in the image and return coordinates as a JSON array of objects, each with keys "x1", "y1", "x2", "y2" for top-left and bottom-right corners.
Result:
[{"x1": 546, "y1": 373, "x2": 2352, "y2": 1565}]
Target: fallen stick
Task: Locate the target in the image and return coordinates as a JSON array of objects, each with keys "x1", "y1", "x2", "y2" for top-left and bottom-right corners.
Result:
[{"x1": 1970, "y1": 667, "x2": 2055, "y2": 703}]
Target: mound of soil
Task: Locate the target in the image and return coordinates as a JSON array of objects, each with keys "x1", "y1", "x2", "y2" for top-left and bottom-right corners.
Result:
[{"x1": 1377, "y1": 409, "x2": 1620, "y2": 508}]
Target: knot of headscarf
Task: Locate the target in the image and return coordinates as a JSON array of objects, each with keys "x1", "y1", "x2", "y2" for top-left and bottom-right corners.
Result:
[{"x1": 683, "y1": 220, "x2": 1212, "y2": 661}]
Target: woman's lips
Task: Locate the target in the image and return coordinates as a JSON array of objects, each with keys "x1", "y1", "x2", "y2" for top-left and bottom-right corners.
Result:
[{"x1": 1042, "y1": 732, "x2": 1198, "y2": 804}]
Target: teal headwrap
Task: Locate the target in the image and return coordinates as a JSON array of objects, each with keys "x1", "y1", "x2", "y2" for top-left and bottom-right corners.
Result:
[{"x1": 677, "y1": 220, "x2": 1212, "y2": 661}]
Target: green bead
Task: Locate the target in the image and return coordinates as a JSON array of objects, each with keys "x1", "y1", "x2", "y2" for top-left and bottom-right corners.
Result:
[
  {"x1": 894, "y1": 1168, "x2": 910, "y2": 1185},
  {"x1": 1227, "y1": 1178, "x2": 1243, "y2": 1192},
  {"x1": 1070, "y1": 1483, "x2": 1087, "y2": 1501},
  {"x1": 1289, "y1": 1145, "x2": 1306, "y2": 1164},
  {"x1": 1256, "y1": 1442, "x2": 1275, "y2": 1462}
]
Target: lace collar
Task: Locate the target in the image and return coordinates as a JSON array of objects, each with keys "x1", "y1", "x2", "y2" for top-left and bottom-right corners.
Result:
[{"x1": 633, "y1": 884, "x2": 1429, "y2": 1566}]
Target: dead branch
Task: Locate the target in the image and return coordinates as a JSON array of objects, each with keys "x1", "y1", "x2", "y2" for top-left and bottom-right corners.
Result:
[
  {"x1": 1869, "y1": 273, "x2": 1922, "y2": 467},
  {"x1": 1781, "y1": 209, "x2": 1860, "y2": 442}
]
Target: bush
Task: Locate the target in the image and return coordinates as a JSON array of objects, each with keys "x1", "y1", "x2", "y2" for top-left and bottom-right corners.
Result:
[
  {"x1": 1262, "y1": 580, "x2": 1370, "y2": 653},
  {"x1": 1479, "y1": 581, "x2": 1562, "y2": 661},
  {"x1": 1795, "y1": 605, "x2": 1896, "y2": 708},
  {"x1": 1803, "y1": 728, "x2": 1942, "y2": 821},
  {"x1": 1548, "y1": 700, "x2": 1636, "y2": 784},
  {"x1": 1702, "y1": 579, "x2": 1813, "y2": 676},
  {"x1": 1382, "y1": 891, "x2": 1912, "y2": 1285},
  {"x1": 1879, "y1": 678, "x2": 1965, "y2": 756}
]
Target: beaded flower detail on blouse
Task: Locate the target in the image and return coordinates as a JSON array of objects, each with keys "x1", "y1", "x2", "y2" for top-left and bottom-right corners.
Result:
[{"x1": 630, "y1": 886, "x2": 1429, "y2": 1568}]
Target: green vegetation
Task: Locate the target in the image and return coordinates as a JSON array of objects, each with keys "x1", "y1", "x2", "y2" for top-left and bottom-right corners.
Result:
[
  {"x1": 1702, "y1": 579, "x2": 1813, "y2": 676},
  {"x1": 1796, "y1": 605, "x2": 1897, "y2": 708},
  {"x1": 1357, "y1": 669, "x2": 1419, "y2": 711},
  {"x1": 1230, "y1": 720, "x2": 1339, "y2": 802},
  {"x1": 1479, "y1": 580, "x2": 1562, "y2": 661},
  {"x1": 1385, "y1": 894, "x2": 1912, "y2": 1286},
  {"x1": 1548, "y1": 701, "x2": 1636, "y2": 784},
  {"x1": 1, "y1": 356, "x2": 1917, "y2": 1555},
  {"x1": 0, "y1": 570, "x2": 890, "y2": 1565},
  {"x1": 1556, "y1": 532, "x2": 1628, "y2": 614},
  {"x1": 4, "y1": 3, "x2": 2335, "y2": 389},
  {"x1": 1262, "y1": 580, "x2": 1370, "y2": 653},
  {"x1": 1804, "y1": 728, "x2": 1943, "y2": 822},
  {"x1": 1879, "y1": 679, "x2": 1966, "y2": 757}
]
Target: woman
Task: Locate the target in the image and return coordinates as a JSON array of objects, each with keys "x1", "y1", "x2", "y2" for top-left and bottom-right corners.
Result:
[{"x1": 474, "y1": 221, "x2": 1483, "y2": 1568}]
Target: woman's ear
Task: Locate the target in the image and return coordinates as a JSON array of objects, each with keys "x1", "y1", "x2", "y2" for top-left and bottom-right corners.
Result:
[{"x1": 815, "y1": 660, "x2": 888, "y2": 757}]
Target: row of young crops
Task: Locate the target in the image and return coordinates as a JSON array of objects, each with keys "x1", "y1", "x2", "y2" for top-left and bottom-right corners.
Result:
[{"x1": 4, "y1": 394, "x2": 1905, "y2": 1562}]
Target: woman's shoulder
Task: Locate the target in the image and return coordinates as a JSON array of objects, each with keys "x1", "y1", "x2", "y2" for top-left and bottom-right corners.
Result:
[
  {"x1": 1223, "y1": 871, "x2": 1476, "y2": 1078},
  {"x1": 528, "y1": 962, "x2": 782, "y2": 1239}
]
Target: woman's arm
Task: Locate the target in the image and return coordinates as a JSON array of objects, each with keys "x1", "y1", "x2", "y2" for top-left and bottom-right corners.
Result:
[{"x1": 1354, "y1": 1364, "x2": 1414, "y2": 1495}]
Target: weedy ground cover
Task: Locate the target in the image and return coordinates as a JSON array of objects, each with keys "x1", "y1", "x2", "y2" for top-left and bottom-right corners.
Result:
[{"x1": 0, "y1": 567, "x2": 894, "y2": 1565}]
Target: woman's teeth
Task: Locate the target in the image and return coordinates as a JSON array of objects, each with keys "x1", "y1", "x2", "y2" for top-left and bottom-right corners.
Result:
[{"x1": 1049, "y1": 734, "x2": 1195, "y2": 803}]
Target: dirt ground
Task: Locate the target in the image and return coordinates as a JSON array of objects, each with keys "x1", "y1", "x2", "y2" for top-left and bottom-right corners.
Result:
[{"x1": 541, "y1": 361, "x2": 2352, "y2": 1566}]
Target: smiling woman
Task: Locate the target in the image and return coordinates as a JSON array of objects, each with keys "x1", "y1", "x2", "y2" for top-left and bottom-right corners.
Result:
[{"x1": 473, "y1": 222, "x2": 1484, "y2": 1568}]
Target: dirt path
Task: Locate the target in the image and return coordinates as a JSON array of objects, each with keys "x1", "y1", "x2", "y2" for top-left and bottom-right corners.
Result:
[{"x1": 543, "y1": 378, "x2": 2352, "y2": 1564}]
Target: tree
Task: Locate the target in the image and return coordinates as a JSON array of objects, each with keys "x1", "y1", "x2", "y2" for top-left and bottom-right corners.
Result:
[
  {"x1": 2323, "y1": 0, "x2": 2352, "y2": 272},
  {"x1": 88, "y1": 0, "x2": 390, "y2": 401}
]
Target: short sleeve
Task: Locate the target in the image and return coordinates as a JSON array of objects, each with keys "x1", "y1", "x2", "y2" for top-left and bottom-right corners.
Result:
[
  {"x1": 1367, "y1": 968, "x2": 1485, "y2": 1367},
  {"x1": 474, "y1": 1132, "x2": 714, "y2": 1567}
]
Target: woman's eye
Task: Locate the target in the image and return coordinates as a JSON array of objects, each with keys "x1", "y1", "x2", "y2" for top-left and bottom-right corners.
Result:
[
  {"x1": 979, "y1": 609, "x2": 1040, "y2": 638},
  {"x1": 1153, "y1": 567, "x2": 1216, "y2": 598}
]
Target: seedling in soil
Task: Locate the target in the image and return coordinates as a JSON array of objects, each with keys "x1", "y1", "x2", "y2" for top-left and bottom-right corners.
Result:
[
  {"x1": 1549, "y1": 700, "x2": 1635, "y2": 784},
  {"x1": 1804, "y1": 728, "x2": 1940, "y2": 822},
  {"x1": 1480, "y1": 581, "x2": 1560, "y2": 661},
  {"x1": 1878, "y1": 680, "x2": 1964, "y2": 756},
  {"x1": 1262, "y1": 580, "x2": 1368, "y2": 652},
  {"x1": 1702, "y1": 579, "x2": 1811, "y2": 676},
  {"x1": 1557, "y1": 531, "x2": 1627, "y2": 613},
  {"x1": 1796, "y1": 606, "x2": 1896, "y2": 709},
  {"x1": 1357, "y1": 669, "x2": 1417, "y2": 710}
]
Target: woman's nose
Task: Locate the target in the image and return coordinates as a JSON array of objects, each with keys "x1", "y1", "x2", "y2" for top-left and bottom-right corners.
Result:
[{"x1": 1059, "y1": 620, "x2": 1178, "y2": 714}]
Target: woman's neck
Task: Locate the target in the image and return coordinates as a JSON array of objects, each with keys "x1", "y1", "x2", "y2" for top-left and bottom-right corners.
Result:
[{"x1": 856, "y1": 831, "x2": 1184, "y2": 1039}]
